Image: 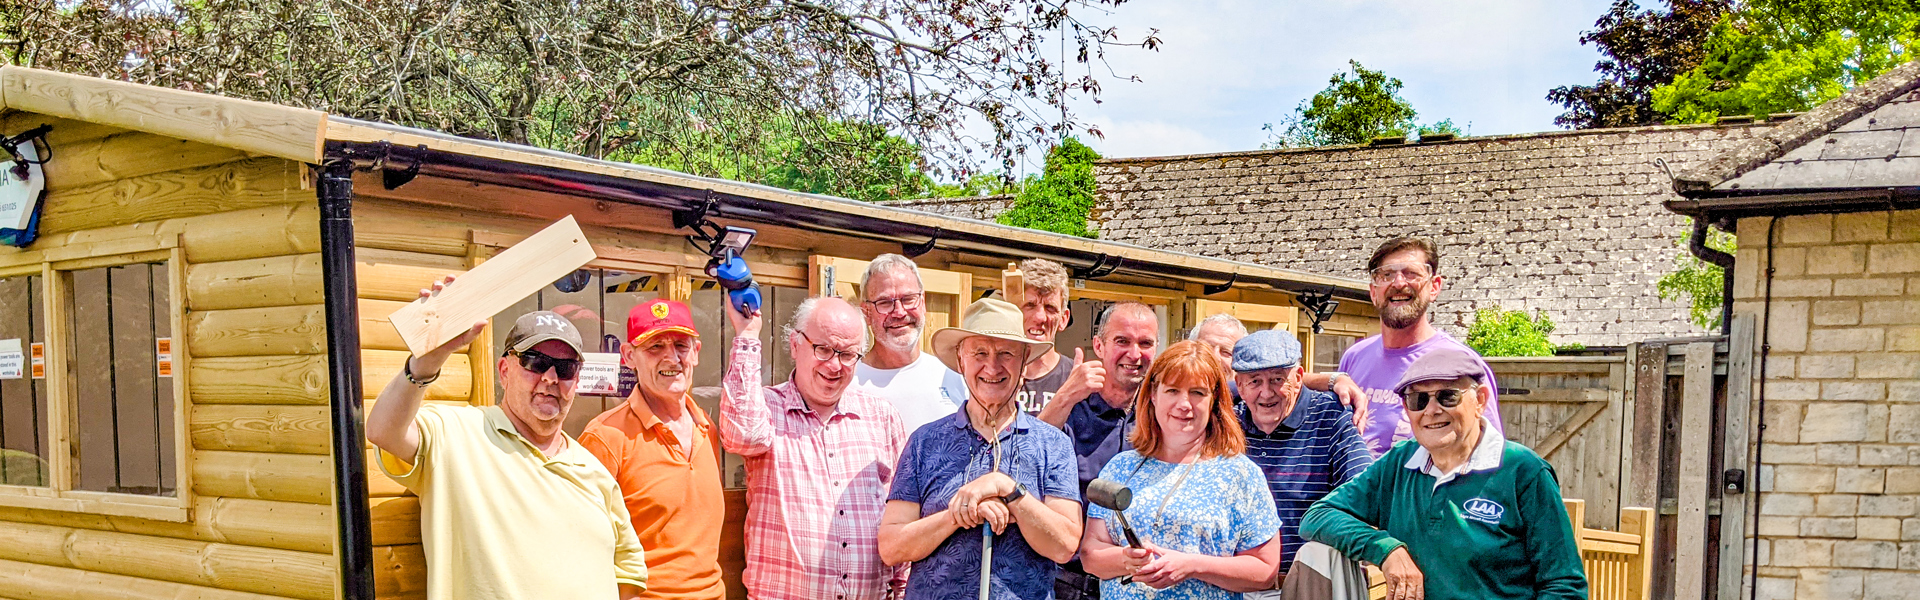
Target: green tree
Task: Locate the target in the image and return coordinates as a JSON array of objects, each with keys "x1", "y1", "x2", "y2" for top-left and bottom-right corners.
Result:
[
  {"x1": 997, "y1": 137, "x2": 1100, "y2": 238},
  {"x1": 1465, "y1": 308, "x2": 1576, "y2": 357},
  {"x1": 1656, "y1": 219, "x2": 1737, "y2": 330},
  {"x1": 622, "y1": 117, "x2": 933, "y2": 203},
  {"x1": 1651, "y1": 0, "x2": 1920, "y2": 123},
  {"x1": 1263, "y1": 61, "x2": 1459, "y2": 148},
  {"x1": 1548, "y1": 0, "x2": 1731, "y2": 129}
]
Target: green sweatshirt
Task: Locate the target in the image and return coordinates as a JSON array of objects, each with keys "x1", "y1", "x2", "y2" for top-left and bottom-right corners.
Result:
[{"x1": 1298, "y1": 439, "x2": 1588, "y2": 600}]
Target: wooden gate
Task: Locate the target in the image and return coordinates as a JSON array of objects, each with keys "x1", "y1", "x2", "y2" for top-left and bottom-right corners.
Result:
[
  {"x1": 1488, "y1": 356, "x2": 1629, "y2": 530},
  {"x1": 1487, "y1": 314, "x2": 1756, "y2": 600}
]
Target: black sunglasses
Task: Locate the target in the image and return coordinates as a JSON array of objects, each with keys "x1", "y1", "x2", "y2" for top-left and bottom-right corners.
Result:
[
  {"x1": 510, "y1": 349, "x2": 583, "y2": 380},
  {"x1": 1405, "y1": 386, "x2": 1476, "y2": 412}
]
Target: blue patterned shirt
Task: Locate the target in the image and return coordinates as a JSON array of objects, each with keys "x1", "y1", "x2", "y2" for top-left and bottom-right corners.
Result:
[
  {"x1": 1088, "y1": 451, "x2": 1281, "y2": 600},
  {"x1": 1236, "y1": 389, "x2": 1373, "y2": 574},
  {"x1": 889, "y1": 404, "x2": 1081, "y2": 600}
]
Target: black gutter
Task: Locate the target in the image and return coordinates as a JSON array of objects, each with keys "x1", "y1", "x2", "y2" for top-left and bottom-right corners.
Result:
[
  {"x1": 1667, "y1": 187, "x2": 1916, "y2": 220},
  {"x1": 321, "y1": 140, "x2": 1371, "y2": 302},
  {"x1": 318, "y1": 159, "x2": 376, "y2": 600},
  {"x1": 1686, "y1": 219, "x2": 1737, "y2": 335}
]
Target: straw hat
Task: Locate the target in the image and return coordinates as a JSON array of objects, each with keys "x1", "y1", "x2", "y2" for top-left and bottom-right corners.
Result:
[{"x1": 932, "y1": 298, "x2": 1055, "y2": 373}]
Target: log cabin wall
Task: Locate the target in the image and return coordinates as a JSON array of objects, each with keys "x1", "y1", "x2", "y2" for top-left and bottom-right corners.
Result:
[{"x1": 0, "y1": 111, "x2": 338, "y2": 600}]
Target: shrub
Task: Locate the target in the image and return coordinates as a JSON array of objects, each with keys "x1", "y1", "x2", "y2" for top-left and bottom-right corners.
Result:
[{"x1": 1465, "y1": 308, "x2": 1580, "y2": 357}]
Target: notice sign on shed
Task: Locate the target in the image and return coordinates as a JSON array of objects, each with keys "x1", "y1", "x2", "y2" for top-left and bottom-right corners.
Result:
[
  {"x1": 0, "y1": 339, "x2": 22, "y2": 380},
  {"x1": 156, "y1": 337, "x2": 173, "y2": 377},
  {"x1": 30, "y1": 342, "x2": 43, "y2": 379}
]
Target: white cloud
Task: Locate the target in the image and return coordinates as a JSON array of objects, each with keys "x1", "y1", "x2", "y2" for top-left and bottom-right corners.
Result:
[
  {"x1": 1055, "y1": 0, "x2": 1617, "y2": 157},
  {"x1": 1083, "y1": 118, "x2": 1226, "y2": 158}
]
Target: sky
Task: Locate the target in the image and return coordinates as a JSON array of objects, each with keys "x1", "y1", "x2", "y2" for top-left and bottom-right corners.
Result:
[{"x1": 1046, "y1": 0, "x2": 1621, "y2": 162}]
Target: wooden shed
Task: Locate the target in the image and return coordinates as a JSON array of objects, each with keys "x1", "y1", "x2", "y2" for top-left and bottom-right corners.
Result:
[{"x1": 0, "y1": 66, "x2": 1376, "y2": 600}]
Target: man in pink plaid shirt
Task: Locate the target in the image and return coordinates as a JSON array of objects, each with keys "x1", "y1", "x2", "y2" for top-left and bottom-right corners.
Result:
[{"x1": 722, "y1": 296, "x2": 910, "y2": 600}]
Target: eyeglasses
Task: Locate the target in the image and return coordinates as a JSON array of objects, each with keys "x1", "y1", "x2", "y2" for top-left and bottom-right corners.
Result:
[
  {"x1": 1405, "y1": 385, "x2": 1476, "y2": 411},
  {"x1": 864, "y1": 293, "x2": 923, "y2": 314},
  {"x1": 1369, "y1": 263, "x2": 1435, "y2": 286},
  {"x1": 509, "y1": 349, "x2": 583, "y2": 380},
  {"x1": 796, "y1": 330, "x2": 864, "y2": 365}
]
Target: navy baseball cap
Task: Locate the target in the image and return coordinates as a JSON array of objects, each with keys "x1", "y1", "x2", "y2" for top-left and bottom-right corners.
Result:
[
  {"x1": 1231, "y1": 330, "x2": 1303, "y2": 373},
  {"x1": 1393, "y1": 346, "x2": 1486, "y2": 395}
]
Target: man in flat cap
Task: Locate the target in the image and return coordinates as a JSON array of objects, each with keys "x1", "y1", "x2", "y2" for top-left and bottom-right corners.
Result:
[
  {"x1": 1230, "y1": 330, "x2": 1371, "y2": 596},
  {"x1": 367, "y1": 286, "x2": 647, "y2": 599}
]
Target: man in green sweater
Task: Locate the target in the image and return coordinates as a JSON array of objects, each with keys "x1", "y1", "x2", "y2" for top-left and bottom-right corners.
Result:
[{"x1": 1299, "y1": 346, "x2": 1587, "y2": 600}]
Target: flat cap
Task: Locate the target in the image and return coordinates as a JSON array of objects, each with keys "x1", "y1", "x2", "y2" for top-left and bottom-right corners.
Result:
[
  {"x1": 1393, "y1": 346, "x2": 1486, "y2": 395},
  {"x1": 1231, "y1": 329, "x2": 1302, "y2": 373}
]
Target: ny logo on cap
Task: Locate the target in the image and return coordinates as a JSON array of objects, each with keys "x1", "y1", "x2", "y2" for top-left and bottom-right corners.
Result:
[{"x1": 536, "y1": 315, "x2": 572, "y2": 331}]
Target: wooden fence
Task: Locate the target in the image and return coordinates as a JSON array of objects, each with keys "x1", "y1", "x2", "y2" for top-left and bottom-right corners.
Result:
[{"x1": 1487, "y1": 355, "x2": 1629, "y2": 530}]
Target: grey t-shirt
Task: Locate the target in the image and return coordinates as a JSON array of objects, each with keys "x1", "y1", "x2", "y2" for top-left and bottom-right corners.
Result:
[{"x1": 1015, "y1": 355, "x2": 1075, "y2": 417}]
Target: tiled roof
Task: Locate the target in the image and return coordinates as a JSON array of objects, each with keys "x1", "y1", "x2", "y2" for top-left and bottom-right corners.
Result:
[
  {"x1": 1675, "y1": 59, "x2": 1920, "y2": 193},
  {"x1": 1088, "y1": 124, "x2": 1776, "y2": 347}
]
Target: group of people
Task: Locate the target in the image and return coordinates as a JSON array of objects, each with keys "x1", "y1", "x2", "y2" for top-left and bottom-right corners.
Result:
[{"x1": 365, "y1": 237, "x2": 1590, "y2": 600}]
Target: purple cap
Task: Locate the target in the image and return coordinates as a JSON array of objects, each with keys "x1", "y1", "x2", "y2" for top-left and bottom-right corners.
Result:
[{"x1": 1393, "y1": 346, "x2": 1486, "y2": 395}]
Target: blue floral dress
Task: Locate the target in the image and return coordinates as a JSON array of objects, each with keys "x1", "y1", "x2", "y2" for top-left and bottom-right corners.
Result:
[{"x1": 1087, "y1": 451, "x2": 1282, "y2": 600}]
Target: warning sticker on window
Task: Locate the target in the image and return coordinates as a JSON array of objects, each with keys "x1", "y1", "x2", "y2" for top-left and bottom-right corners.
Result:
[
  {"x1": 156, "y1": 337, "x2": 173, "y2": 377},
  {"x1": 29, "y1": 342, "x2": 43, "y2": 379}
]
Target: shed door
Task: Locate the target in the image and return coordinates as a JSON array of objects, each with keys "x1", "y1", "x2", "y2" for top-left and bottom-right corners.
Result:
[{"x1": 808, "y1": 256, "x2": 973, "y2": 353}]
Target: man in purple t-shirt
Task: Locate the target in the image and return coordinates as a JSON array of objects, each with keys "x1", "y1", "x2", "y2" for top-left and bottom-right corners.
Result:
[{"x1": 1311, "y1": 237, "x2": 1503, "y2": 455}]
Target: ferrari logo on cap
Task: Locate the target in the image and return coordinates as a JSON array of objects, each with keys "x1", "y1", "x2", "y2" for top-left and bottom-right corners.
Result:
[{"x1": 652, "y1": 303, "x2": 670, "y2": 319}]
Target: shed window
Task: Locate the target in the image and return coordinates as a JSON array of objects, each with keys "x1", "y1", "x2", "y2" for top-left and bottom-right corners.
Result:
[
  {"x1": 0, "y1": 273, "x2": 48, "y2": 487},
  {"x1": 64, "y1": 264, "x2": 176, "y2": 497}
]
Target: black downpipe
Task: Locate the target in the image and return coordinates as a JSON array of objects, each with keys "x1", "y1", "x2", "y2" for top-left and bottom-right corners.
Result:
[
  {"x1": 1687, "y1": 218, "x2": 1737, "y2": 334},
  {"x1": 1748, "y1": 216, "x2": 1779, "y2": 600},
  {"x1": 319, "y1": 160, "x2": 376, "y2": 600}
]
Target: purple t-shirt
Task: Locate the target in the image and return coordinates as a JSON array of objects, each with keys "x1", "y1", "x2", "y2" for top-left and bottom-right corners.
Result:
[{"x1": 1338, "y1": 331, "x2": 1504, "y2": 456}]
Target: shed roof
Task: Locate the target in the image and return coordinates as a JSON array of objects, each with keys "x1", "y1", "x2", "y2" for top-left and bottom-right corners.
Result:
[
  {"x1": 0, "y1": 65, "x2": 1368, "y2": 300},
  {"x1": 1668, "y1": 59, "x2": 1920, "y2": 217}
]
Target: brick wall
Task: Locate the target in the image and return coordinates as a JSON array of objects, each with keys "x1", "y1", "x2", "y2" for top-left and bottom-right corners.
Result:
[
  {"x1": 1082, "y1": 124, "x2": 1777, "y2": 347},
  {"x1": 1732, "y1": 209, "x2": 1920, "y2": 600}
]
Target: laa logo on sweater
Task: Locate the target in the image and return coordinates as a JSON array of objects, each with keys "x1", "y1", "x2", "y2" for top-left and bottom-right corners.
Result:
[{"x1": 1463, "y1": 498, "x2": 1505, "y2": 525}]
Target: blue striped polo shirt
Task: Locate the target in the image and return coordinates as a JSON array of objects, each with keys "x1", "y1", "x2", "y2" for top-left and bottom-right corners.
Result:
[{"x1": 1236, "y1": 388, "x2": 1374, "y2": 574}]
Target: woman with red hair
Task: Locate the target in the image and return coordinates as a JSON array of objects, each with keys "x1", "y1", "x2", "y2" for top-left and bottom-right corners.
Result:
[{"x1": 1080, "y1": 341, "x2": 1285, "y2": 600}]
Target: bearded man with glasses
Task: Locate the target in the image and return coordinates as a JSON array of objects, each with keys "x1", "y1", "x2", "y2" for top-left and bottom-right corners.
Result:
[
  {"x1": 1302, "y1": 237, "x2": 1504, "y2": 456},
  {"x1": 719, "y1": 296, "x2": 910, "y2": 599},
  {"x1": 367, "y1": 277, "x2": 648, "y2": 600},
  {"x1": 854, "y1": 254, "x2": 969, "y2": 436},
  {"x1": 583, "y1": 299, "x2": 726, "y2": 600}
]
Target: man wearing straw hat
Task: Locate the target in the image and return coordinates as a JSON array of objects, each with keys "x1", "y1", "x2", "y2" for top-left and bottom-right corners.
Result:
[
  {"x1": 367, "y1": 283, "x2": 647, "y2": 599},
  {"x1": 878, "y1": 298, "x2": 1085, "y2": 600}
]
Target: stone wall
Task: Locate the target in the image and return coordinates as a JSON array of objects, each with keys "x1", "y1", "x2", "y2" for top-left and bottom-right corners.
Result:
[
  {"x1": 1083, "y1": 123, "x2": 1777, "y2": 347},
  {"x1": 1731, "y1": 209, "x2": 1920, "y2": 600}
]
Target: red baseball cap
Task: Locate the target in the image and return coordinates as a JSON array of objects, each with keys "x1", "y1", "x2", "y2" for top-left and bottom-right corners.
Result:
[{"x1": 628, "y1": 299, "x2": 698, "y2": 344}]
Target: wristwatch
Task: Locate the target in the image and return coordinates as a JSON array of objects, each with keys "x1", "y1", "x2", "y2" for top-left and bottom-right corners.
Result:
[
  {"x1": 1001, "y1": 482, "x2": 1030, "y2": 506},
  {"x1": 1327, "y1": 371, "x2": 1350, "y2": 385}
]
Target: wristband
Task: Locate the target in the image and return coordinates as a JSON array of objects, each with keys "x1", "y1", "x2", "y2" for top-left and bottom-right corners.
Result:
[{"x1": 404, "y1": 359, "x2": 441, "y2": 388}]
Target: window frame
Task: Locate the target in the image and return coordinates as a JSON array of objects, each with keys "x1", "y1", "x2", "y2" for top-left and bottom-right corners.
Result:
[{"x1": 0, "y1": 246, "x2": 193, "y2": 522}]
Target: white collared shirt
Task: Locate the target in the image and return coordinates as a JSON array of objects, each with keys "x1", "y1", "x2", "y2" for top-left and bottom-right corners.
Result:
[{"x1": 1403, "y1": 417, "x2": 1506, "y2": 489}]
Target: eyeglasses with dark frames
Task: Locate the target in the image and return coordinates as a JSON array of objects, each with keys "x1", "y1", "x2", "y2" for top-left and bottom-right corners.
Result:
[
  {"x1": 864, "y1": 293, "x2": 924, "y2": 314},
  {"x1": 796, "y1": 330, "x2": 864, "y2": 365}
]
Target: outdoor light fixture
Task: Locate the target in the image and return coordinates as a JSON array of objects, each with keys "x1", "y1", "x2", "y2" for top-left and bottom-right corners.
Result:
[
  {"x1": 1298, "y1": 287, "x2": 1339, "y2": 334},
  {"x1": 0, "y1": 125, "x2": 53, "y2": 248}
]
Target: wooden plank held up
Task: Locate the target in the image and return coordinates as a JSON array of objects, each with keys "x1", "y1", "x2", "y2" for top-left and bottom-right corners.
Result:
[{"x1": 387, "y1": 216, "x2": 595, "y2": 356}]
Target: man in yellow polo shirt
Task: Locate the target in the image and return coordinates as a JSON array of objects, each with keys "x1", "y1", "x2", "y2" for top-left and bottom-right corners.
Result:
[{"x1": 367, "y1": 301, "x2": 648, "y2": 600}]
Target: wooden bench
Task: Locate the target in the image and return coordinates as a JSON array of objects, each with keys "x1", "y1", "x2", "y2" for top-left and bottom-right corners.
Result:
[{"x1": 1365, "y1": 500, "x2": 1654, "y2": 600}]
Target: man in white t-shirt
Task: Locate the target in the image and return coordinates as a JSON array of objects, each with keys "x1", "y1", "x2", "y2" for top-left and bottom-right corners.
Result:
[{"x1": 852, "y1": 254, "x2": 969, "y2": 436}]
